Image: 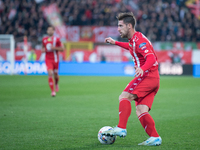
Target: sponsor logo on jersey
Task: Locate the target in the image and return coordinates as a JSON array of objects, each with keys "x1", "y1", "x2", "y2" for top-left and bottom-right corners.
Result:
[
  {"x1": 144, "y1": 50, "x2": 149, "y2": 53},
  {"x1": 141, "y1": 46, "x2": 147, "y2": 50},
  {"x1": 129, "y1": 43, "x2": 132, "y2": 47},
  {"x1": 139, "y1": 42, "x2": 146, "y2": 48},
  {"x1": 47, "y1": 38, "x2": 51, "y2": 42}
]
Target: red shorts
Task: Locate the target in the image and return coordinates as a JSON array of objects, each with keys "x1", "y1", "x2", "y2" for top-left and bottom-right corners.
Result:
[
  {"x1": 45, "y1": 59, "x2": 59, "y2": 71},
  {"x1": 124, "y1": 73, "x2": 160, "y2": 110}
]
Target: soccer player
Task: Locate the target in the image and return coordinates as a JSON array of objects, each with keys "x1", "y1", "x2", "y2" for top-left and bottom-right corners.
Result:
[
  {"x1": 102, "y1": 12, "x2": 162, "y2": 146},
  {"x1": 42, "y1": 26, "x2": 64, "y2": 97}
]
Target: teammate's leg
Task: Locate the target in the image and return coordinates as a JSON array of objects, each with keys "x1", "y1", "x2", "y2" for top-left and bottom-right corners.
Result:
[
  {"x1": 53, "y1": 62, "x2": 59, "y2": 92},
  {"x1": 54, "y1": 69, "x2": 59, "y2": 92},
  {"x1": 48, "y1": 70, "x2": 56, "y2": 96}
]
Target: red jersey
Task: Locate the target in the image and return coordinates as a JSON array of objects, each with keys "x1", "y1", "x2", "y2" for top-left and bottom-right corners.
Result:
[
  {"x1": 42, "y1": 36, "x2": 62, "y2": 63},
  {"x1": 116, "y1": 31, "x2": 159, "y2": 78},
  {"x1": 129, "y1": 31, "x2": 158, "y2": 71}
]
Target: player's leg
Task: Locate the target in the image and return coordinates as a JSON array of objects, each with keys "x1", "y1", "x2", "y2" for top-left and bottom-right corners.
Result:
[
  {"x1": 117, "y1": 92, "x2": 137, "y2": 129},
  {"x1": 48, "y1": 69, "x2": 56, "y2": 96},
  {"x1": 53, "y1": 62, "x2": 59, "y2": 92},
  {"x1": 137, "y1": 104, "x2": 159, "y2": 137},
  {"x1": 102, "y1": 77, "x2": 142, "y2": 137},
  {"x1": 116, "y1": 76, "x2": 145, "y2": 132},
  {"x1": 102, "y1": 92, "x2": 137, "y2": 137},
  {"x1": 136, "y1": 92, "x2": 161, "y2": 146},
  {"x1": 54, "y1": 69, "x2": 59, "y2": 92},
  {"x1": 46, "y1": 60, "x2": 56, "y2": 96}
]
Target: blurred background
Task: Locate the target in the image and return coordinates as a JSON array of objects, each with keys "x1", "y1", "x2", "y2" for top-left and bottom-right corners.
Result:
[{"x1": 0, "y1": 0, "x2": 200, "y2": 76}]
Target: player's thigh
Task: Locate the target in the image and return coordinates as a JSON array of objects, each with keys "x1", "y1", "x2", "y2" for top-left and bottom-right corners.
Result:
[
  {"x1": 53, "y1": 62, "x2": 59, "y2": 72},
  {"x1": 123, "y1": 76, "x2": 159, "y2": 102},
  {"x1": 124, "y1": 77, "x2": 139, "y2": 93},
  {"x1": 135, "y1": 89, "x2": 157, "y2": 111},
  {"x1": 132, "y1": 77, "x2": 159, "y2": 98},
  {"x1": 45, "y1": 60, "x2": 54, "y2": 71}
]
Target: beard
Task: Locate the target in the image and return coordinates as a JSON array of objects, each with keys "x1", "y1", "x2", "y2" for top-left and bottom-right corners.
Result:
[
  {"x1": 48, "y1": 33, "x2": 53, "y2": 36},
  {"x1": 120, "y1": 29, "x2": 129, "y2": 38},
  {"x1": 120, "y1": 33, "x2": 127, "y2": 38}
]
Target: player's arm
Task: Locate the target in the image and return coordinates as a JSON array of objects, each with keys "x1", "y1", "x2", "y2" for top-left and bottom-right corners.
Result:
[
  {"x1": 105, "y1": 37, "x2": 129, "y2": 50},
  {"x1": 135, "y1": 41, "x2": 156, "y2": 77},
  {"x1": 51, "y1": 39, "x2": 64, "y2": 51},
  {"x1": 135, "y1": 54, "x2": 156, "y2": 77},
  {"x1": 141, "y1": 54, "x2": 156, "y2": 71},
  {"x1": 51, "y1": 46, "x2": 64, "y2": 51},
  {"x1": 41, "y1": 43, "x2": 46, "y2": 53}
]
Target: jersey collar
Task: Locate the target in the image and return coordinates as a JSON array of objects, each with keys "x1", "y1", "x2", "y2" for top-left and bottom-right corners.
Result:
[{"x1": 128, "y1": 31, "x2": 137, "y2": 42}]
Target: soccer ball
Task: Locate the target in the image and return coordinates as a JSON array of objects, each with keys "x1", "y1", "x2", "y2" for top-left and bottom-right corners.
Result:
[{"x1": 98, "y1": 126, "x2": 116, "y2": 144}]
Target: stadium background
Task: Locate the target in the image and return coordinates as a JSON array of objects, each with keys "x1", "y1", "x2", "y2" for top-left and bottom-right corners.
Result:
[
  {"x1": 1, "y1": 1, "x2": 200, "y2": 150},
  {"x1": 0, "y1": 0, "x2": 200, "y2": 76}
]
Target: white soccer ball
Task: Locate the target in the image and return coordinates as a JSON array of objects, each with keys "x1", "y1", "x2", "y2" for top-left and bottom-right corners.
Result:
[{"x1": 98, "y1": 126, "x2": 116, "y2": 144}]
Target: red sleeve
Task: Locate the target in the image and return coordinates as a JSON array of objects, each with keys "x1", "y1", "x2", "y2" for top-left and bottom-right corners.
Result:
[
  {"x1": 42, "y1": 38, "x2": 45, "y2": 47},
  {"x1": 141, "y1": 54, "x2": 156, "y2": 71},
  {"x1": 57, "y1": 38, "x2": 62, "y2": 47},
  {"x1": 115, "y1": 41, "x2": 129, "y2": 50}
]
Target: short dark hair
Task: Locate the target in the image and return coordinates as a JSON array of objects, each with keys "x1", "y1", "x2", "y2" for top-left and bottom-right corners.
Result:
[
  {"x1": 116, "y1": 12, "x2": 136, "y2": 28},
  {"x1": 48, "y1": 26, "x2": 55, "y2": 30}
]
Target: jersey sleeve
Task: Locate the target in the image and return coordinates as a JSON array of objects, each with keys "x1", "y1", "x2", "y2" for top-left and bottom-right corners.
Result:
[
  {"x1": 140, "y1": 54, "x2": 156, "y2": 71},
  {"x1": 137, "y1": 39, "x2": 154, "y2": 58},
  {"x1": 42, "y1": 38, "x2": 45, "y2": 47},
  {"x1": 137, "y1": 39, "x2": 156, "y2": 71},
  {"x1": 57, "y1": 38, "x2": 62, "y2": 47},
  {"x1": 115, "y1": 41, "x2": 129, "y2": 50}
]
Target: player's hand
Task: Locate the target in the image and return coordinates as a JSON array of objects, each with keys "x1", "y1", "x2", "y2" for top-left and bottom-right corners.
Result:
[
  {"x1": 134, "y1": 66, "x2": 144, "y2": 77},
  {"x1": 51, "y1": 46, "x2": 56, "y2": 50},
  {"x1": 41, "y1": 47, "x2": 46, "y2": 53},
  {"x1": 105, "y1": 37, "x2": 115, "y2": 45}
]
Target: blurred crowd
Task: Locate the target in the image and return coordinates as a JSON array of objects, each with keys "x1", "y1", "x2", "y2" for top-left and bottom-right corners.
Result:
[
  {"x1": 0, "y1": 0, "x2": 200, "y2": 44},
  {"x1": 137, "y1": 0, "x2": 200, "y2": 42}
]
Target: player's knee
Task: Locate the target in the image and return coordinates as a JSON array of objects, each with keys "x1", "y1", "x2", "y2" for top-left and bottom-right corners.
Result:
[
  {"x1": 119, "y1": 92, "x2": 135, "y2": 102},
  {"x1": 136, "y1": 108, "x2": 141, "y2": 117},
  {"x1": 136, "y1": 107, "x2": 145, "y2": 117},
  {"x1": 54, "y1": 73, "x2": 58, "y2": 77},
  {"x1": 48, "y1": 75, "x2": 53, "y2": 78},
  {"x1": 53, "y1": 70, "x2": 58, "y2": 76},
  {"x1": 48, "y1": 72, "x2": 53, "y2": 77},
  {"x1": 119, "y1": 93, "x2": 126, "y2": 100},
  {"x1": 136, "y1": 105, "x2": 149, "y2": 117},
  {"x1": 54, "y1": 69, "x2": 58, "y2": 74}
]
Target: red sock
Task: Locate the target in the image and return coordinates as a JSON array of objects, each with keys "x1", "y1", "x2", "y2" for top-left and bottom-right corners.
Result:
[
  {"x1": 55, "y1": 76, "x2": 59, "y2": 85},
  {"x1": 138, "y1": 112, "x2": 159, "y2": 137},
  {"x1": 48, "y1": 77, "x2": 54, "y2": 92},
  {"x1": 117, "y1": 98, "x2": 132, "y2": 129}
]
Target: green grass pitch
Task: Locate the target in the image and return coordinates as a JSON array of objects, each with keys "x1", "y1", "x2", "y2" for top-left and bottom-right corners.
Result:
[{"x1": 0, "y1": 75, "x2": 200, "y2": 150}]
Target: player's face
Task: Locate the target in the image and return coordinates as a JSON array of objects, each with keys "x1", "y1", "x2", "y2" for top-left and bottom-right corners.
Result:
[
  {"x1": 47, "y1": 27, "x2": 54, "y2": 36},
  {"x1": 118, "y1": 20, "x2": 129, "y2": 38}
]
